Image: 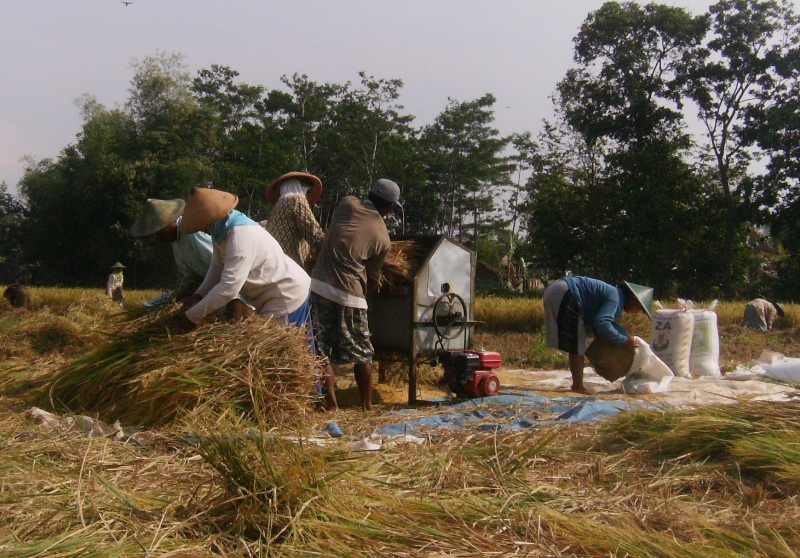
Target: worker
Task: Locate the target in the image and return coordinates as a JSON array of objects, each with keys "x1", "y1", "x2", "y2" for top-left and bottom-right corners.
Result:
[
  {"x1": 106, "y1": 262, "x2": 126, "y2": 306},
  {"x1": 543, "y1": 276, "x2": 653, "y2": 394},
  {"x1": 310, "y1": 179, "x2": 400, "y2": 411},
  {"x1": 130, "y1": 198, "x2": 213, "y2": 301},
  {"x1": 742, "y1": 298, "x2": 784, "y2": 331},
  {"x1": 178, "y1": 187, "x2": 312, "y2": 332},
  {"x1": 262, "y1": 172, "x2": 325, "y2": 272},
  {"x1": 3, "y1": 284, "x2": 30, "y2": 309}
]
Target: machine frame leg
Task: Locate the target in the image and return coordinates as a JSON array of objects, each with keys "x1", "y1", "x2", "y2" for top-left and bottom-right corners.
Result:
[{"x1": 408, "y1": 349, "x2": 418, "y2": 404}]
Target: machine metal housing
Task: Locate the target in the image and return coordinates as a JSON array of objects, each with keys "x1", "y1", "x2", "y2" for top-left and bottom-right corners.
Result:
[{"x1": 367, "y1": 234, "x2": 476, "y2": 403}]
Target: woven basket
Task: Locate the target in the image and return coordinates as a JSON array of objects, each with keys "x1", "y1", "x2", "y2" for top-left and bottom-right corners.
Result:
[{"x1": 585, "y1": 335, "x2": 634, "y2": 382}]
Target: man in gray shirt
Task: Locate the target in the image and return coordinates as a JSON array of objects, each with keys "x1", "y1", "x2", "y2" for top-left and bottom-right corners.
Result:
[{"x1": 311, "y1": 179, "x2": 400, "y2": 411}]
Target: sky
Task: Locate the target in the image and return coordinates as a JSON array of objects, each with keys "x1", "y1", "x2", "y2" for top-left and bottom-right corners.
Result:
[{"x1": 0, "y1": 0, "x2": 746, "y2": 195}]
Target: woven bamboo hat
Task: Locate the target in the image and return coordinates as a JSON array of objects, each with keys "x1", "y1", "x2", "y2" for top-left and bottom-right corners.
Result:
[
  {"x1": 266, "y1": 172, "x2": 323, "y2": 206},
  {"x1": 180, "y1": 188, "x2": 239, "y2": 235},
  {"x1": 130, "y1": 199, "x2": 185, "y2": 237},
  {"x1": 623, "y1": 281, "x2": 654, "y2": 320},
  {"x1": 110, "y1": 262, "x2": 126, "y2": 270}
]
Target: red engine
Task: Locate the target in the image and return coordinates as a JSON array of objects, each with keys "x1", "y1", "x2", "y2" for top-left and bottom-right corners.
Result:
[{"x1": 440, "y1": 350, "x2": 502, "y2": 398}]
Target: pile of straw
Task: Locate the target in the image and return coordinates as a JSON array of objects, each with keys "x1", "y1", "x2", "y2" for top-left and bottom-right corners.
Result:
[
  {"x1": 42, "y1": 305, "x2": 321, "y2": 428},
  {"x1": 376, "y1": 239, "x2": 429, "y2": 289},
  {"x1": 597, "y1": 399, "x2": 800, "y2": 492}
]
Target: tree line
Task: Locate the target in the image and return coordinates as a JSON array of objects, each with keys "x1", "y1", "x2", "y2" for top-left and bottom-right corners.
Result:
[{"x1": 1, "y1": 0, "x2": 799, "y2": 301}]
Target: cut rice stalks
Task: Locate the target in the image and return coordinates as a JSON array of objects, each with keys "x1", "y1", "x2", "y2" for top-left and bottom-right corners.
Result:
[
  {"x1": 40, "y1": 305, "x2": 321, "y2": 428},
  {"x1": 376, "y1": 240, "x2": 429, "y2": 290}
]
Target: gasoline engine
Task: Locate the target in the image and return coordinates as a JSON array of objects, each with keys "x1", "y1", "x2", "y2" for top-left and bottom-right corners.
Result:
[{"x1": 430, "y1": 290, "x2": 503, "y2": 398}]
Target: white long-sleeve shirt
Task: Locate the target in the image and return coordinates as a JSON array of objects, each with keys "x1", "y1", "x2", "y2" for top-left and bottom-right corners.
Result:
[{"x1": 185, "y1": 224, "x2": 311, "y2": 324}]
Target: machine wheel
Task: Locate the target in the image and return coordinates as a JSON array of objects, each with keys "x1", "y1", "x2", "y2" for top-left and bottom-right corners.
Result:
[
  {"x1": 480, "y1": 373, "x2": 500, "y2": 397},
  {"x1": 432, "y1": 292, "x2": 467, "y2": 340}
]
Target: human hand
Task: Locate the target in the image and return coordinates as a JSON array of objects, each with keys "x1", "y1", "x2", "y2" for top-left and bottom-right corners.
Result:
[
  {"x1": 181, "y1": 293, "x2": 203, "y2": 312},
  {"x1": 173, "y1": 312, "x2": 198, "y2": 333},
  {"x1": 624, "y1": 336, "x2": 638, "y2": 352}
]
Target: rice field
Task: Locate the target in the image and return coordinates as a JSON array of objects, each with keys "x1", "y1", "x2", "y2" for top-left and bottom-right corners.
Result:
[
  {"x1": 474, "y1": 296, "x2": 800, "y2": 332},
  {"x1": 1, "y1": 288, "x2": 800, "y2": 556}
]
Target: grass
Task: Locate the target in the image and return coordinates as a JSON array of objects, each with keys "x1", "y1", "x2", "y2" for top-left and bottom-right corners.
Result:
[
  {"x1": 2, "y1": 398, "x2": 800, "y2": 556},
  {"x1": 1, "y1": 290, "x2": 800, "y2": 555},
  {"x1": 596, "y1": 399, "x2": 800, "y2": 491}
]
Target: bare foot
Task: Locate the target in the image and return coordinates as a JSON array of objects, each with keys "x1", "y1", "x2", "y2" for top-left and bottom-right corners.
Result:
[{"x1": 571, "y1": 384, "x2": 595, "y2": 395}]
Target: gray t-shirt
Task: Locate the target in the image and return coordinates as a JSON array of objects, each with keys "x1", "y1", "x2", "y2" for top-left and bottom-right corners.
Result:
[{"x1": 311, "y1": 196, "x2": 390, "y2": 305}]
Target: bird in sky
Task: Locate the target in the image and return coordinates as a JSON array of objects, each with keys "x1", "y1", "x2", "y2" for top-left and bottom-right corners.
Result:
[{"x1": 121, "y1": 1, "x2": 132, "y2": 5}]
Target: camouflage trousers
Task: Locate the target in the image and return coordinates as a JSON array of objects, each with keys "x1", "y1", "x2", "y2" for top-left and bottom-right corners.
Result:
[{"x1": 310, "y1": 292, "x2": 374, "y2": 365}]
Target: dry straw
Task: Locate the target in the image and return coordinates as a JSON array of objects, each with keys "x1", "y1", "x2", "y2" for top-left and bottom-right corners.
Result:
[
  {"x1": 42, "y1": 305, "x2": 321, "y2": 428},
  {"x1": 376, "y1": 240, "x2": 429, "y2": 289},
  {"x1": 597, "y1": 399, "x2": 800, "y2": 492}
]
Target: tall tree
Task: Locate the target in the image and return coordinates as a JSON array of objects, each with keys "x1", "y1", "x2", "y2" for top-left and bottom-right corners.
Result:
[
  {"x1": 681, "y1": 0, "x2": 800, "y2": 293},
  {"x1": 526, "y1": 2, "x2": 733, "y2": 296},
  {"x1": 419, "y1": 94, "x2": 510, "y2": 245},
  {"x1": 0, "y1": 181, "x2": 26, "y2": 283},
  {"x1": 192, "y1": 65, "x2": 287, "y2": 219},
  {"x1": 749, "y1": 74, "x2": 800, "y2": 298},
  {"x1": 21, "y1": 53, "x2": 216, "y2": 286}
]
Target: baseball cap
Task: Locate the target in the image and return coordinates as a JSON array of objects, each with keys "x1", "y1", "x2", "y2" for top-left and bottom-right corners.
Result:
[{"x1": 370, "y1": 179, "x2": 401, "y2": 206}]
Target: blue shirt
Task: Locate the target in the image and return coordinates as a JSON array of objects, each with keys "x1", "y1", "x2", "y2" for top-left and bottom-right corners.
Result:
[
  {"x1": 564, "y1": 276, "x2": 629, "y2": 347},
  {"x1": 172, "y1": 216, "x2": 213, "y2": 280}
]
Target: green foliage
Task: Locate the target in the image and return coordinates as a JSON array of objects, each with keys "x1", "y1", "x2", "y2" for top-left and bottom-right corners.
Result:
[
  {"x1": 523, "y1": 1, "x2": 764, "y2": 299},
  {"x1": 21, "y1": 53, "x2": 214, "y2": 287},
  {"x1": 419, "y1": 94, "x2": 512, "y2": 245},
  {"x1": 681, "y1": 0, "x2": 800, "y2": 293},
  {"x1": 0, "y1": 181, "x2": 26, "y2": 283}
]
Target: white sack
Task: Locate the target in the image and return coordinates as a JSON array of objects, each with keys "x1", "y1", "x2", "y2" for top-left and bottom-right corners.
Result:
[
  {"x1": 650, "y1": 306, "x2": 694, "y2": 378},
  {"x1": 689, "y1": 306, "x2": 721, "y2": 377},
  {"x1": 622, "y1": 337, "x2": 674, "y2": 395}
]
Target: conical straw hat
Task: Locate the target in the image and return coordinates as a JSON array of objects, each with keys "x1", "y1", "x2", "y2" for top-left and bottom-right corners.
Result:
[
  {"x1": 130, "y1": 199, "x2": 185, "y2": 237},
  {"x1": 266, "y1": 172, "x2": 323, "y2": 206},
  {"x1": 110, "y1": 262, "x2": 126, "y2": 269},
  {"x1": 623, "y1": 281, "x2": 654, "y2": 320},
  {"x1": 181, "y1": 188, "x2": 239, "y2": 235}
]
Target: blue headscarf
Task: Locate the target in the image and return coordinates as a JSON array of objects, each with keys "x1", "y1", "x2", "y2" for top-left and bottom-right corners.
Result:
[{"x1": 207, "y1": 210, "x2": 258, "y2": 245}]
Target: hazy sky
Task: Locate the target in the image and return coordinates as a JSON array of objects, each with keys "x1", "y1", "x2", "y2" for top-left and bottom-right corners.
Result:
[{"x1": 1, "y1": 0, "x2": 739, "y2": 194}]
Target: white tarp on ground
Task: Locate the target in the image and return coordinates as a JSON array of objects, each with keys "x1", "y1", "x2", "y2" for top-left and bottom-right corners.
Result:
[{"x1": 499, "y1": 367, "x2": 796, "y2": 408}]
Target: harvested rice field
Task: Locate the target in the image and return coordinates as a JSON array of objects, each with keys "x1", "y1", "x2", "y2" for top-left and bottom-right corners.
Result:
[{"x1": 1, "y1": 288, "x2": 799, "y2": 556}]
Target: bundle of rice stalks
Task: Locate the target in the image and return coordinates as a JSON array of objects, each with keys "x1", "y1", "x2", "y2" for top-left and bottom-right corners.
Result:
[
  {"x1": 376, "y1": 239, "x2": 429, "y2": 289},
  {"x1": 42, "y1": 306, "x2": 321, "y2": 428},
  {"x1": 596, "y1": 400, "x2": 800, "y2": 492}
]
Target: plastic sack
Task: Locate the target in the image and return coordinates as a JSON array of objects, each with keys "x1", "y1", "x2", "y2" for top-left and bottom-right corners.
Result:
[
  {"x1": 757, "y1": 350, "x2": 800, "y2": 383},
  {"x1": 622, "y1": 337, "x2": 674, "y2": 395},
  {"x1": 650, "y1": 302, "x2": 694, "y2": 378},
  {"x1": 687, "y1": 300, "x2": 721, "y2": 378}
]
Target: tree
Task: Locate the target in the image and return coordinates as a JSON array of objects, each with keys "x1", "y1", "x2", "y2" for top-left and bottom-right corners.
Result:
[
  {"x1": 749, "y1": 74, "x2": 800, "y2": 299},
  {"x1": 524, "y1": 2, "x2": 734, "y2": 296},
  {"x1": 503, "y1": 133, "x2": 537, "y2": 274},
  {"x1": 681, "y1": 0, "x2": 800, "y2": 293},
  {"x1": 0, "y1": 181, "x2": 26, "y2": 283},
  {"x1": 563, "y1": 1, "x2": 707, "y2": 150},
  {"x1": 20, "y1": 53, "x2": 216, "y2": 287},
  {"x1": 419, "y1": 94, "x2": 510, "y2": 246},
  {"x1": 192, "y1": 65, "x2": 285, "y2": 219}
]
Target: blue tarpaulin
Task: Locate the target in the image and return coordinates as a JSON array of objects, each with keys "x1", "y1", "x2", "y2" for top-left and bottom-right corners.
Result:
[{"x1": 374, "y1": 390, "x2": 656, "y2": 437}]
